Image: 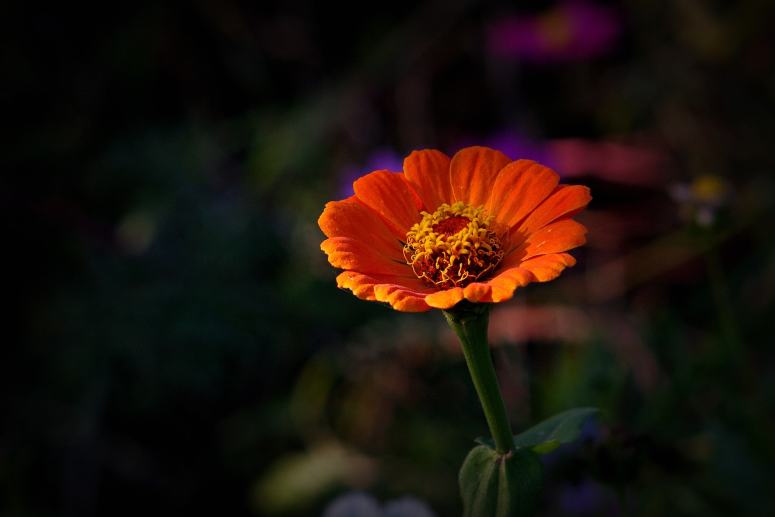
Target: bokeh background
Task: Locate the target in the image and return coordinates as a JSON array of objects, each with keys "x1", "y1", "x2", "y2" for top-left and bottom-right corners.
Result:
[{"x1": 4, "y1": 1, "x2": 775, "y2": 515}]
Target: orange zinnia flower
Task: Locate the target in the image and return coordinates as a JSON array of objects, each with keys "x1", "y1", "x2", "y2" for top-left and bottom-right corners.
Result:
[{"x1": 318, "y1": 146, "x2": 590, "y2": 312}]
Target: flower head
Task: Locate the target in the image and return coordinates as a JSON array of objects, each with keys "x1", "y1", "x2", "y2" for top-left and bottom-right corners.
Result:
[
  {"x1": 403, "y1": 202, "x2": 505, "y2": 289},
  {"x1": 318, "y1": 147, "x2": 591, "y2": 312}
]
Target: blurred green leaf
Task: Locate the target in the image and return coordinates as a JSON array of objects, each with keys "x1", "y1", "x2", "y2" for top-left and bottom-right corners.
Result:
[
  {"x1": 513, "y1": 407, "x2": 599, "y2": 454},
  {"x1": 476, "y1": 408, "x2": 599, "y2": 455}
]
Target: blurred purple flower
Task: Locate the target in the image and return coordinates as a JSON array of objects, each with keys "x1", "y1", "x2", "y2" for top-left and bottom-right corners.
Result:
[
  {"x1": 323, "y1": 492, "x2": 381, "y2": 517},
  {"x1": 557, "y1": 479, "x2": 618, "y2": 516},
  {"x1": 323, "y1": 491, "x2": 436, "y2": 517},
  {"x1": 338, "y1": 147, "x2": 403, "y2": 199},
  {"x1": 482, "y1": 129, "x2": 555, "y2": 167},
  {"x1": 487, "y1": 1, "x2": 620, "y2": 62},
  {"x1": 452, "y1": 129, "x2": 554, "y2": 168},
  {"x1": 383, "y1": 497, "x2": 436, "y2": 517}
]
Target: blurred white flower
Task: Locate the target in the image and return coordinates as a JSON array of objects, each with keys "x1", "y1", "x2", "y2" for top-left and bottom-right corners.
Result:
[{"x1": 669, "y1": 175, "x2": 729, "y2": 227}]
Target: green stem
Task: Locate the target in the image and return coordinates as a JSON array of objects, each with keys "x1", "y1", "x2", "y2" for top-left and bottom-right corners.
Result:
[{"x1": 444, "y1": 303, "x2": 514, "y2": 454}]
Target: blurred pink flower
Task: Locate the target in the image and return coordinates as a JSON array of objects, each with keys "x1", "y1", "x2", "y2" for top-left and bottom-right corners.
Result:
[
  {"x1": 467, "y1": 129, "x2": 668, "y2": 188},
  {"x1": 487, "y1": 1, "x2": 620, "y2": 62},
  {"x1": 549, "y1": 138, "x2": 668, "y2": 187},
  {"x1": 488, "y1": 305, "x2": 590, "y2": 344}
]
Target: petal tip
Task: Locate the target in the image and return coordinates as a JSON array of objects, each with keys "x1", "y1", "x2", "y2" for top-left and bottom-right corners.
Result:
[{"x1": 425, "y1": 288, "x2": 465, "y2": 309}]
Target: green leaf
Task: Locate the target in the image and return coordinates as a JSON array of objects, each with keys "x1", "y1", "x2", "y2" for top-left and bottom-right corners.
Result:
[
  {"x1": 513, "y1": 407, "x2": 599, "y2": 454},
  {"x1": 459, "y1": 445, "x2": 543, "y2": 517},
  {"x1": 475, "y1": 407, "x2": 600, "y2": 455}
]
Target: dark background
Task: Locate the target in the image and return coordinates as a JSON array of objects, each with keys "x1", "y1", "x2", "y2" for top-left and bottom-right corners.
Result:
[{"x1": 4, "y1": 1, "x2": 775, "y2": 515}]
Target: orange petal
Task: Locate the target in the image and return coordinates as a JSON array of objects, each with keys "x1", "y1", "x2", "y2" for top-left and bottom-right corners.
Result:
[
  {"x1": 425, "y1": 287, "x2": 465, "y2": 309},
  {"x1": 519, "y1": 219, "x2": 588, "y2": 260},
  {"x1": 337, "y1": 270, "x2": 431, "y2": 306},
  {"x1": 486, "y1": 267, "x2": 535, "y2": 302},
  {"x1": 403, "y1": 149, "x2": 452, "y2": 211},
  {"x1": 373, "y1": 284, "x2": 432, "y2": 312},
  {"x1": 337, "y1": 271, "x2": 378, "y2": 300},
  {"x1": 318, "y1": 197, "x2": 403, "y2": 262},
  {"x1": 486, "y1": 160, "x2": 559, "y2": 228},
  {"x1": 321, "y1": 237, "x2": 413, "y2": 277},
  {"x1": 353, "y1": 170, "x2": 421, "y2": 238},
  {"x1": 517, "y1": 185, "x2": 591, "y2": 235},
  {"x1": 518, "y1": 253, "x2": 577, "y2": 282},
  {"x1": 463, "y1": 282, "x2": 493, "y2": 303},
  {"x1": 450, "y1": 146, "x2": 511, "y2": 206}
]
